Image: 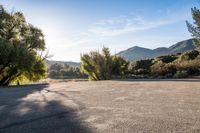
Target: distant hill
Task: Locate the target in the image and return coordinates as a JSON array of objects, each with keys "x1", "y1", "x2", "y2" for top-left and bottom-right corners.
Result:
[
  {"x1": 45, "y1": 60, "x2": 80, "y2": 68},
  {"x1": 118, "y1": 39, "x2": 197, "y2": 61}
]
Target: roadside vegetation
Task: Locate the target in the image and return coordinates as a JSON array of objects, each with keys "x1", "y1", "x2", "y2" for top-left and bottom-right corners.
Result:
[
  {"x1": 128, "y1": 50, "x2": 200, "y2": 79},
  {"x1": 80, "y1": 47, "x2": 129, "y2": 80},
  {"x1": 79, "y1": 48, "x2": 200, "y2": 80},
  {"x1": 48, "y1": 63, "x2": 86, "y2": 79}
]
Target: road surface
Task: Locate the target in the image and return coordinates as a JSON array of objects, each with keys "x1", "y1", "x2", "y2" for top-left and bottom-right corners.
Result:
[{"x1": 0, "y1": 80, "x2": 200, "y2": 133}]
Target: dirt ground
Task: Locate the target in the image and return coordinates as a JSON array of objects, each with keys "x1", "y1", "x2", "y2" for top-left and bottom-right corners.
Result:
[{"x1": 0, "y1": 80, "x2": 200, "y2": 133}]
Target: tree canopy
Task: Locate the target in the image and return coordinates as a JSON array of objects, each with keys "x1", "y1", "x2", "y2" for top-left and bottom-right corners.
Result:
[
  {"x1": 0, "y1": 5, "x2": 47, "y2": 85},
  {"x1": 80, "y1": 47, "x2": 129, "y2": 80}
]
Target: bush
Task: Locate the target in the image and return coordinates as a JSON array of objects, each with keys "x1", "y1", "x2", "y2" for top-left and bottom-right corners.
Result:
[
  {"x1": 173, "y1": 71, "x2": 188, "y2": 78},
  {"x1": 156, "y1": 55, "x2": 177, "y2": 63},
  {"x1": 176, "y1": 58, "x2": 200, "y2": 75},
  {"x1": 187, "y1": 67, "x2": 200, "y2": 75},
  {"x1": 129, "y1": 59, "x2": 153, "y2": 75},
  {"x1": 179, "y1": 50, "x2": 199, "y2": 61},
  {"x1": 150, "y1": 61, "x2": 165, "y2": 76},
  {"x1": 80, "y1": 47, "x2": 129, "y2": 80}
]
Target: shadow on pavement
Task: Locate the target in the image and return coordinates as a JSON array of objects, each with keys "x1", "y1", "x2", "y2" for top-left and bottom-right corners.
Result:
[{"x1": 0, "y1": 84, "x2": 93, "y2": 133}]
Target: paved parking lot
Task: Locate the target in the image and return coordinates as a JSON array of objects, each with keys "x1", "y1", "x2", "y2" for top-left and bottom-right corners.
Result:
[{"x1": 0, "y1": 80, "x2": 200, "y2": 133}]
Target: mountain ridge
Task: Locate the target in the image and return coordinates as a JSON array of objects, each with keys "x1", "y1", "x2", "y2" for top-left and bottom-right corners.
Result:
[
  {"x1": 118, "y1": 38, "x2": 196, "y2": 61},
  {"x1": 45, "y1": 60, "x2": 80, "y2": 68}
]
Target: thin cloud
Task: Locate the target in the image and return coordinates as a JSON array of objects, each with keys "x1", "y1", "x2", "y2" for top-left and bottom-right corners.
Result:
[
  {"x1": 88, "y1": 14, "x2": 179, "y2": 37},
  {"x1": 54, "y1": 11, "x2": 189, "y2": 48}
]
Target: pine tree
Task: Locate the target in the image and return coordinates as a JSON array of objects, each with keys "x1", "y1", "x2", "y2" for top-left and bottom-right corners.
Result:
[{"x1": 186, "y1": 7, "x2": 200, "y2": 46}]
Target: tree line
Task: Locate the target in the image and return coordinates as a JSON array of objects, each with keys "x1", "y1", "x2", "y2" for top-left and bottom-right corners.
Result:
[{"x1": 79, "y1": 47, "x2": 200, "y2": 80}]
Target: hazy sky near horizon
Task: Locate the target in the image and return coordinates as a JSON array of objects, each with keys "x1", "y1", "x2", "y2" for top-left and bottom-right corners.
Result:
[{"x1": 1, "y1": 0, "x2": 199, "y2": 62}]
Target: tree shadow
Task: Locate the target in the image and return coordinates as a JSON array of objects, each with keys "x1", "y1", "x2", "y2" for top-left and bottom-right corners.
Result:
[{"x1": 0, "y1": 84, "x2": 93, "y2": 133}]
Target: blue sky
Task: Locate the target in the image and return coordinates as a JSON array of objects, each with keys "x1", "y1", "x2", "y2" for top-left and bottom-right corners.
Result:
[{"x1": 1, "y1": 0, "x2": 199, "y2": 61}]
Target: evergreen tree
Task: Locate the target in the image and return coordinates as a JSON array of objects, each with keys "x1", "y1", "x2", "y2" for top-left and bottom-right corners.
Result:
[{"x1": 186, "y1": 7, "x2": 200, "y2": 46}]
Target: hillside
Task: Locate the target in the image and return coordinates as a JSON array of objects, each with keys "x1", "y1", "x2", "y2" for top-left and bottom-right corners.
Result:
[
  {"x1": 118, "y1": 39, "x2": 196, "y2": 61},
  {"x1": 45, "y1": 60, "x2": 80, "y2": 68}
]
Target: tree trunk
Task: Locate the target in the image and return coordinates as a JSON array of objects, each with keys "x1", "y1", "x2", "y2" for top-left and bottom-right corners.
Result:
[{"x1": 0, "y1": 68, "x2": 18, "y2": 85}]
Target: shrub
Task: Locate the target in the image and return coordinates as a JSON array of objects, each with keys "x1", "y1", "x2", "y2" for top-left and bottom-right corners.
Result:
[
  {"x1": 176, "y1": 58, "x2": 200, "y2": 75},
  {"x1": 129, "y1": 59, "x2": 153, "y2": 75},
  {"x1": 173, "y1": 71, "x2": 188, "y2": 78},
  {"x1": 81, "y1": 47, "x2": 129, "y2": 80},
  {"x1": 151, "y1": 65, "x2": 176, "y2": 78},
  {"x1": 156, "y1": 55, "x2": 177, "y2": 63},
  {"x1": 150, "y1": 61, "x2": 165, "y2": 76},
  {"x1": 179, "y1": 50, "x2": 199, "y2": 61}
]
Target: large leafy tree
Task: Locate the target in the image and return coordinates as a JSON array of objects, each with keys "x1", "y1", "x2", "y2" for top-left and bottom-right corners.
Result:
[
  {"x1": 80, "y1": 47, "x2": 129, "y2": 80},
  {"x1": 186, "y1": 7, "x2": 200, "y2": 46},
  {"x1": 0, "y1": 5, "x2": 47, "y2": 85}
]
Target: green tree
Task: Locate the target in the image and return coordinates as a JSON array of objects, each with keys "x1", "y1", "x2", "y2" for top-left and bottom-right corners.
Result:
[
  {"x1": 186, "y1": 7, "x2": 200, "y2": 46},
  {"x1": 81, "y1": 50, "x2": 104, "y2": 80},
  {"x1": 0, "y1": 5, "x2": 47, "y2": 85},
  {"x1": 129, "y1": 59, "x2": 153, "y2": 75},
  {"x1": 80, "y1": 47, "x2": 129, "y2": 80},
  {"x1": 112, "y1": 55, "x2": 129, "y2": 77}
]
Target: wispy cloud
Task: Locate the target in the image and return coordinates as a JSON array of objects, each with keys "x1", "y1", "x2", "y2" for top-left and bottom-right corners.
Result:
[
  {"x1": 50, "y1": 10, "x2": 189, "y2": 49},
  {"x1": 88, "y1": 14, "x2": 178, "y2": 36}
]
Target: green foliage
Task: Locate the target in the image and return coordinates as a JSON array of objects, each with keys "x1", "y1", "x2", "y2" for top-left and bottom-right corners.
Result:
[
  {"x1": 149, "y1": 55, "x2": 177, "y2": 77},
  {"x1": 155, "y1": 55, "x2": 177, "y2": 63},
  {"x1": 127, "y1": 49, "x2": 200, "y2": 78},
  {"x1": 0, "y1": 6, "x2": 47, "y2": 85},
  {"x1": 48, "y1": 64, "x2": 84, "y2": 79},
  {"x1": 80, "y1": 47, "x2": 129, "y2": 80},
  {"x1": 178, "y1": 50, "x2": 199, "y2": 61},
  {"x1": 112, "y1": 55, "x2": 129, "y2": 76},
  {"x1": 81, "y1": 51, "x2": 103, "y2": 80},
  {"x1": 81, "y1": 47, "x2": 200, "y2": 79},
  {"x1": 151, "y1": 62, "x2": 177, "y2": 77},
  {"x1": 176, "y1": 57, "x2": 200, "y2": 75},
  {"x1": 173, "y1": 71, "x2": 188, "y2": 78},
  {"x1": 128, "y1": 59, "x2": 153, "y2": 75},
  {"x1": 186, "y1": 7, "x2": 200, "y2": 46}
]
